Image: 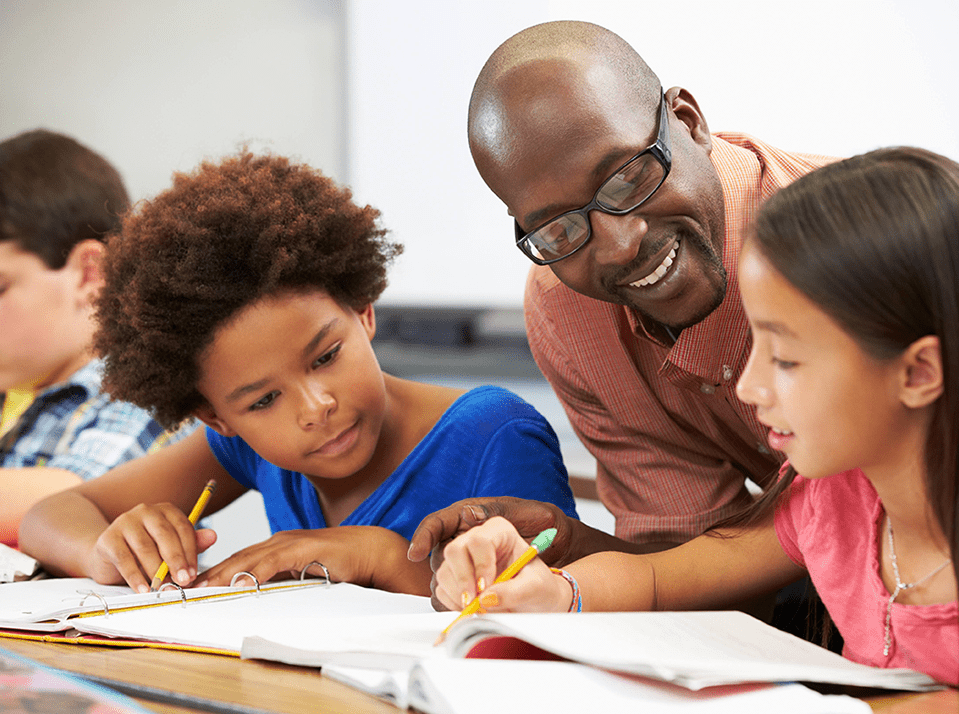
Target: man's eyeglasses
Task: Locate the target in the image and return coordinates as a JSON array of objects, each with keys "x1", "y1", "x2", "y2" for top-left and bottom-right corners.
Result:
[{"x1": 514, "y1": 93, "x2": 672, "y2": 265}]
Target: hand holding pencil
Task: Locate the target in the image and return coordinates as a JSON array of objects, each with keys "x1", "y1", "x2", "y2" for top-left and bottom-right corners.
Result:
[
  {"x1": 150, "y1": 479, "x2": 217, "y2": 591},
  {"x1": 434, "y1": 517, "x2": 571, "y2": 641}
]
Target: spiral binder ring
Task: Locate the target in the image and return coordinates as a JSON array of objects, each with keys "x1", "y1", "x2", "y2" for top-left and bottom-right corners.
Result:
[
  {"x1": 78, "y1": 591, "x2": 110, "y2": 618},
  {"x1": 231, "y1": 571, "x2": 261, "y2": 597},
  {"x1": 300, "y1": 561, "x2": 331, "y2": 585},
  {"x1": 158, "y1": 582, "x2": 188, "y2": 607}
]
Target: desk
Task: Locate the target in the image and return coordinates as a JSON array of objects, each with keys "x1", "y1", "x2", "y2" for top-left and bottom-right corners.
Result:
[{"x1": 1, "y1": 637, "x2": 955, "y2": 713}]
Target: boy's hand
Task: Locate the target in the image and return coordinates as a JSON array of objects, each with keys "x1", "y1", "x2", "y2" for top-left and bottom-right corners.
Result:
[
  {"x1": 433, "y1": 516, "x2": 572, "y2": 614},
  {"x1": 193, "y1": 526, "x2": 432, "y2": 596},
  {"x1": 88, "y1": 503, "x2": 217, "y2": 593}
]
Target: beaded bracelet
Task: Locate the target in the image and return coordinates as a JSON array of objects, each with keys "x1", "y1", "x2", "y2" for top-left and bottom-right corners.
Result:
[{"x1": 550, "y1": 568, "x2": 583, "y2": 613}]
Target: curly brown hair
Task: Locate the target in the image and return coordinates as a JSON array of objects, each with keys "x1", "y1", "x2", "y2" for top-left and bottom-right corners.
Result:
[{"x1": 95, "y1": 151, "x2": 402, "y2": 429}]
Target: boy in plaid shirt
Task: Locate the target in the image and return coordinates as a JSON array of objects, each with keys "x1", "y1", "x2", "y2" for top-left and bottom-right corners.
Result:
[{"x1": 0, "y1": 129, "x2": 188, "y2": 546}]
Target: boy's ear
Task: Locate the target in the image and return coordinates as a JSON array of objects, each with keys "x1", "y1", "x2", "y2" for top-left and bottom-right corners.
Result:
[
  {"x1": 357, "y1": 303, "x2": 376, "y2": 341},
  {"x1": 899, "y1": 335, "x2": 943, "y2": 409},
  {"x1": 65, "y1": 240, "x2": 105, "y2": 306},
  {"x1": 193, "y1": 404, "x2": 238, "y2": 437}
]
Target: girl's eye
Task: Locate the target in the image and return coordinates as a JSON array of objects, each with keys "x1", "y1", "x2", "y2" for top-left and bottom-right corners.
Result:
[
  {"x1": 771, "y1": 357, "x2": 798, "y2": 370},
  {"x1": 249, "y1": 391, "x2": 279, "y2": 411},
  {"x1": 313, "y1": 344, "x2": 341, "y2": 368}
]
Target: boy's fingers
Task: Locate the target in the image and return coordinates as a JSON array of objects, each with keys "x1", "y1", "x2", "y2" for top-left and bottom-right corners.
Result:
[
  {"x1": 138, "y1": 510, "x2": 200, "y2": 586},
  {"x1": 98, "y1": 534, "x2": 152, "y2": 593}
]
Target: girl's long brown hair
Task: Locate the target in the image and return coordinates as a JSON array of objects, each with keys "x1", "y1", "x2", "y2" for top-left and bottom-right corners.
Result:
[{"x1": 722, "y1": 147, "x2": 959, "y2": 644}]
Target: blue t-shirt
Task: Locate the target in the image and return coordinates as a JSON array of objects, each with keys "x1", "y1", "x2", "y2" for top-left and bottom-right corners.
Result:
[{"x1": 206, "y1": 386, "x2": 578, "y2": 539}]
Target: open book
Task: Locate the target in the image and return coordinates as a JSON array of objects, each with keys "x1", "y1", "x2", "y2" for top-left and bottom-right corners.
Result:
[
  {"x1": 1, "y1": 578, "x2": 941, "y2": 712},
  {"x1": 239, "y1": 609, "x2": 940, "y2": 709}
]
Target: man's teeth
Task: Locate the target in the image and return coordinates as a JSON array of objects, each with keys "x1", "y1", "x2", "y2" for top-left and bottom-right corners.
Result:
[{"x1": 631, "y1": 241, "x2": 679, "y2": 287}]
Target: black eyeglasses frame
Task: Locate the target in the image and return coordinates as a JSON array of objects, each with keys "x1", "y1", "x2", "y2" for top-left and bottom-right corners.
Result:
[{"x1": 514, "y1": 92, "x2": 672, "y2": 266}]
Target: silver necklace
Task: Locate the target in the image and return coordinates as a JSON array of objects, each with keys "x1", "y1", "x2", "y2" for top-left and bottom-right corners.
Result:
[{"x1": 883, "y1": 517, "x2": 952, "y2": 656}]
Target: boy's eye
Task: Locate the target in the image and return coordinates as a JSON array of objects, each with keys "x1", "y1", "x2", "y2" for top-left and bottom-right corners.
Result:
[
  {"x1": 313, "y1": 344, "x2": 341, "y2": 368},
  {"x1": 249, "y1": 391, "x2": 279, "y2": 411},
  {"x1": 771, "y1": 357, "x2": 798, "y2": 370}
]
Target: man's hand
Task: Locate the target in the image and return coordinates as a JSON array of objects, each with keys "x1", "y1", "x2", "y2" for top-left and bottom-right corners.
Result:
[
  {"x1": 408, "y1": 497, "x2": 583, "y2": 609},
  {"x1": 409, "y1": 497, "x2": 674, "y2": 610}
]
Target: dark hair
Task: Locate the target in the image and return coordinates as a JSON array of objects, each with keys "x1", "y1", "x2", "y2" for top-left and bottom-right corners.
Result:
[
  {"x1": 733, "y1": 146, "x2": 959, "y2": 591},
  {"x1": 94, "y1": 151, "x2": 402, "y2": 429},
  {"x1": 0, "y1": 129, "x2": 129, "y2": 268}
]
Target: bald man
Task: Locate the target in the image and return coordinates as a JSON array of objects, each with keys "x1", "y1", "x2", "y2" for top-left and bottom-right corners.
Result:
[{"x1": 410, "y1": 21, "x2": 835, "y2": 575}]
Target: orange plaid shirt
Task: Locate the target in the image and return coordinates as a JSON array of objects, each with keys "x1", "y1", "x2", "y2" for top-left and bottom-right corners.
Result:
[{"x1": 525, "y1": 133, "x2": 837, "y2": 545}]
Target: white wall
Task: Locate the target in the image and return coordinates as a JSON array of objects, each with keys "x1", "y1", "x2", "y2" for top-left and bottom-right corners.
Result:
[
  {"x1": 0, "y1": 0, "x2": 345, "y2": 200},
  {"x1": 347, "y1": 0, "x2": 959, "y2": 307},
  {"x1": 3, "y1": 0, "x2": 957, "y2": 310}
]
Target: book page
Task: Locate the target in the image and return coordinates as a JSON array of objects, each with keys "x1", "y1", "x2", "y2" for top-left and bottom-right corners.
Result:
[
  {"x1": 74, "y1": 583, "x2": 435, "y2": 654},
  {"x1": 407, "y1": 659, "x2": 872, "y2": 714},
  {"x1": 446, "y1": 611, "x2": 939, "y2": 691},
  {"x1": 0, "y1": 544, "x2": 39, "y2": 583}
]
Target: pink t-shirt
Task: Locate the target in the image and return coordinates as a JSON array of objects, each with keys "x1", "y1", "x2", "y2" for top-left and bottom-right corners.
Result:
[{"x1": 774, "y1": 468, "x2": 958, "y2": 685}]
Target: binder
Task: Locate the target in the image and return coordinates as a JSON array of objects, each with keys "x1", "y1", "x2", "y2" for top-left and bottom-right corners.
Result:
[{"x1": 0, "y1": 572, "x2": 434, "y2": 656}]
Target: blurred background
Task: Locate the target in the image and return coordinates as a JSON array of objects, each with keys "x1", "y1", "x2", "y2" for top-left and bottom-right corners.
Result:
[{"x1": 4, "y1": 0, "x2": 956, "y2": 558}]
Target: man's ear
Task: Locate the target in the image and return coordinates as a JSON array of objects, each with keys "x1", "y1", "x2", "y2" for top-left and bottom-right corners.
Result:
[
  {"x1": 665, "y1": 86, "x2": 712, "y2": 153},
  {"x1": 64, "y1": 240, "x2": 105, "y2": 307},
  {"x1": 900, "y1": 335, "x2": 943, "y2": 409},
  {"x1": 193, "y1": 404, "x2": 237, "y2": 437}
]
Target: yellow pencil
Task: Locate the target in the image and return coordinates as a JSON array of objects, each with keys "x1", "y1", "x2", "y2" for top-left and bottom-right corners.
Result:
[
  {"x1": 149, "y1": 479, "x2": 217, "y2": 592},
  {"x1": 435, "y1": 527, "x2": 557, "y2": 645}
]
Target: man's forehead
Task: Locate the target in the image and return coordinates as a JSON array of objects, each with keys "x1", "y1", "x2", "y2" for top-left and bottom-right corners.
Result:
[{"x1": 475, "y1": 60, "x2": 655, "y2": 165}]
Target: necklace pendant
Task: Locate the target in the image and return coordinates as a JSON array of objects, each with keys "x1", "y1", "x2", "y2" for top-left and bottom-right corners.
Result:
[{"x1": 883, "y1": 588, "x2": 899, "y2": 657}]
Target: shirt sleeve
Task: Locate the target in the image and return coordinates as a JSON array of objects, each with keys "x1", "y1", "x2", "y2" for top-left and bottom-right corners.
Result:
[
  {"x1": 44, "y1": 400, "x2": 184, "y2": 481},
  {"x1": 205, "y1": 428, "x2": 260, "y2": 491},
  {"x1": 773, "y1": 473, "x2": 809, "y2": 569},
  {"x1": 468, "y1": 410, "x2": 579, "y2": 520}
]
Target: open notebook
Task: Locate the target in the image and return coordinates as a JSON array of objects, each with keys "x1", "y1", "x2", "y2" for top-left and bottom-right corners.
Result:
[{"x1": 0, "y1": 576, "x2": 434, "y2": 654}]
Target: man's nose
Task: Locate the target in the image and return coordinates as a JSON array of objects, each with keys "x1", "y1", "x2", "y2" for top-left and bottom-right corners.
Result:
[{"x1": 587, "y1": 209, "x2": 647, "y2": 266}]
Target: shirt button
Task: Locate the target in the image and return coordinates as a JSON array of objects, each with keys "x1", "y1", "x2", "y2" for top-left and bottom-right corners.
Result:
[
  {"x1": 758, "y1": 444, "x2": 771, "y2": 455},
  {"x1": 700, "y1": 383, "x2": 716, "y2": 394},
  {"x1": 722, "y1": 365, "x2": 734, "y2": 381}
]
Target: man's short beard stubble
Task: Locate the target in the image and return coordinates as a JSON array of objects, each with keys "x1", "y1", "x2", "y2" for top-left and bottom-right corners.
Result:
[{"x1": 612, "y1": 225, "x2": 728, "y2": 332}]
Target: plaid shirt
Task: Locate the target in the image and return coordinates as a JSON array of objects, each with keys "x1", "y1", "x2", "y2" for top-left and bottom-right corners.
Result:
[
  {"x1": 0, "y1": 359, "x2": 188, "y2": 480},
  {"x1": 526, "y1": 134, "x2": 837, "y2": 545}
]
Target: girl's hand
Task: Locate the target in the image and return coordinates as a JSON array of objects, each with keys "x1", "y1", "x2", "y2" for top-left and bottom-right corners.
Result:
[
  {"x1": 88, "y1": 503, "x2": 217, "y2": 593},
  {"x1": 193, "y1": 526, "x2": 432, "y2": 596},
  {"x1": 433, "y1": 516, "x2": 573, "y2": 613}
]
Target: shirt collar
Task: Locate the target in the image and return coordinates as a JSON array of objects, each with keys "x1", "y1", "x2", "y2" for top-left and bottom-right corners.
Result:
[
  {"x1": 626, "y1": 135, "x2": 764, "y2": 383},
  {"x1": 34, "y1": 358, "x2": 103, "y2": 402}
]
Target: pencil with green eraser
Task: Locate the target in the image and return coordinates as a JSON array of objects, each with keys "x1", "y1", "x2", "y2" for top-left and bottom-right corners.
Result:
[{"x1": 435, "y1": 526, "x2": 557, "y2": 644}]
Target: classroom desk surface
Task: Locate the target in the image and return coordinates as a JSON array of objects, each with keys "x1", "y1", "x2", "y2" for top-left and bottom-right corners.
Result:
[{"x1": 1, "y1": 637, "x2": 955, "y2": 714}]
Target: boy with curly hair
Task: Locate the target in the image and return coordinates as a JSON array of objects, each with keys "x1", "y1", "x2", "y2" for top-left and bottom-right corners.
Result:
[
  {"x1": 19, "y1": 151, "x2": 577, "y2": 595},
  {"x1": 0, "y1": 129, "x2": 182, "y2": 547}
]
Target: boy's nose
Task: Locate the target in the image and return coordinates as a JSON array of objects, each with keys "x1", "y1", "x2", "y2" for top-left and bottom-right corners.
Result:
[{"x1": 297, "y1": 387, "x2": 336, "y2": 429}]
